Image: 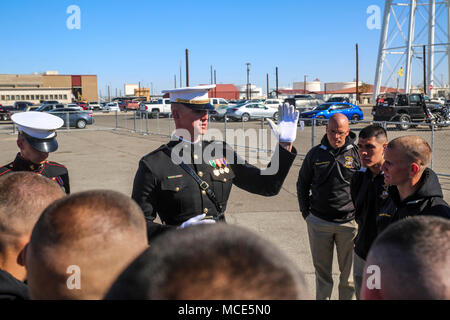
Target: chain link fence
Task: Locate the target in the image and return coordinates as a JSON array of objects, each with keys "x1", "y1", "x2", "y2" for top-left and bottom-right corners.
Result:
[{"x1": 1, "y1": 110, "x2": 449, "y2": 176}]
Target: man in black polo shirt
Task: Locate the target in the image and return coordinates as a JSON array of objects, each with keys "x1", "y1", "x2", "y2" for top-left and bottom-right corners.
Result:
[{"x1": 350, "y1": 125, "x2": 390, "y2": 299}]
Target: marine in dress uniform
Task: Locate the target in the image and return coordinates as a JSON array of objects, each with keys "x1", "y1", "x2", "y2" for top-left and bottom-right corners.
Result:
[
  {"x1": 0, "y1": 112, "x2": 70, "y2": 194},
  {"x1": 132, "y1": 85, "x2": 299, "y2": 240}
]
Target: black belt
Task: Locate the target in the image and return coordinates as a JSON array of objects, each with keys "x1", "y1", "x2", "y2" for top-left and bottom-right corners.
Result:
[{"x1": 163, "y1": 146, "x2": 225, "y2": 221}]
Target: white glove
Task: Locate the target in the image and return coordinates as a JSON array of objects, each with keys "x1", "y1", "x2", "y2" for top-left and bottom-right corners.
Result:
[
  {"x1": 179, "y1": 214, "x2": 216, "y2": 229},
  {"x1": 266, "y1": 103, "x2": 300, "y2": 143}
]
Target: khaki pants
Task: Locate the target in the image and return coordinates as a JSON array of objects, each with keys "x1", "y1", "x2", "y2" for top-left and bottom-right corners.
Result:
[
  {"x1": 306, "y1": 213, "x2": 357, "y2": 300},
  {"x1": 353, "y1": 251, "x2": 365, "y2": 300}
]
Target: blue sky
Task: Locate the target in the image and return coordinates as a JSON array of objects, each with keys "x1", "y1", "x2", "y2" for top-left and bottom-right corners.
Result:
[{"x1": 0, "y1": 0, "x2": 446, "y2": 95}]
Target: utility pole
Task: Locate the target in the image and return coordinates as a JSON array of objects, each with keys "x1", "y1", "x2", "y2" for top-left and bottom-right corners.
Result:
[
  {"x1": 115, "y1": 88, "x2": 118, "y2": 98},
  {"x1": 174, "y1": 74, "x2": 177, "y2": 88},
  {"x1": 304, "y1": 75, "x2": 307, "y2": 93},
  {"x1": 246, "y1": 63, "x2": 251, "y2": 100},
  {"x1": 108, "y1": 85, "x2": 111, "y2": 102},
  {"x1": 276, "y1": 67, "x2": 279, "y2": 98},
  {"x1": 179, "y1": 61, "x2": 182, "y2": 87},
  {"x1": 266, "y1": 73, "x2": 269, "y2": 99},
  {"x1": 214, "y1": 69, "x2": 216, "y2": 98},
  {"x1": 211, "y1": 65, "x2": 213, "y2": 85},
  {"x1": 356, "y1": 43, "x2": 360, "y2": 104},
  {"x1": 185, "y1": 49, "x2": 189, "y2": 87}
]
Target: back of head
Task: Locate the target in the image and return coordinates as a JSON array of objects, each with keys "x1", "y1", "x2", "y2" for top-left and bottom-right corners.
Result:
[
  {"x1": 0, "y1": 172, "x2": 65, "y2": 250},
  {"x1": 362, "y1": 216, "x2": 450, "y2": 299},
  {"x1": 387, "y1": 135, "x2": 432, "y2": 167},
  {"x1": 26, "y1": 190, "x2": 148, "y2": 300},
  {"x1": 106, "y1": 224, "x2": 309, "y2": 300}
]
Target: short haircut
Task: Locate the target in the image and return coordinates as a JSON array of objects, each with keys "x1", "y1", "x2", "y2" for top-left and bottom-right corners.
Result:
[
  {"x1": 26, "y1": 190, "x2": 148, "y2": 299},
  {"x1": 359, "y1": 125, "x2": 387, "y2": 142},
  {"x1": 387, "y1": 135, "x2": 432, "y2": 166},
  {"x1": 0, "y1": 172, "x2": 65, "y2": 248},
  {"x1": 364, "y1": 216, "x2": 450, "y2": 299},
  {"x1": 105, "y1": 224, "x2": 309, "y2": 300}
]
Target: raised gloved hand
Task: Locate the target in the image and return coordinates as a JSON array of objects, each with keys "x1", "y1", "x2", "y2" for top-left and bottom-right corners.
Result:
[
  {"x1": 266, "y1": 103, "x2": 300, "y2": 143},
  {"x1": 178, "y1": 214, "x2": 216, "y2": 229}
]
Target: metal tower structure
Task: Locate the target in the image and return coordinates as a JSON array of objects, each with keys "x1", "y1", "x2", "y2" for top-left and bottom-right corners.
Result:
[{"x1": 374, "y1": 0, "x2": 450, "y2": 100}]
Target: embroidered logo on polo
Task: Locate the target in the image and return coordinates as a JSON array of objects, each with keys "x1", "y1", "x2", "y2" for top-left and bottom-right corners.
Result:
[
  {"x1": 380, "y1": 184, "x2": 389, "y2": 200},
  {"x1": 344, "y1": 156, "x2": 354, "y2": 169},
  {"x1": 209, "y1": 158, "x2": 229, "y2": 176}
]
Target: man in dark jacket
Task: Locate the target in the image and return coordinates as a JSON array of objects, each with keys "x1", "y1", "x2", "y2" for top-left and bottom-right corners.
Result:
[
  {"x1": 132, "y1": 85, "x2": 299, "y2": 241},
  {"x1": 350, "y1": 125, "x2": 390, "y2": 299},
  {"x1": 377, "y1": 135, "x2": 450, "y2": 233},
  {"x1": 297, "y1": 113, "x2": 360, "y2": 300}
]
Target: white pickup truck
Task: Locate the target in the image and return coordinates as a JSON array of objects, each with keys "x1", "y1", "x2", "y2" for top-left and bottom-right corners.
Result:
[{"x1": 139, "y1": 98, "x2": 171, "y2": 118}]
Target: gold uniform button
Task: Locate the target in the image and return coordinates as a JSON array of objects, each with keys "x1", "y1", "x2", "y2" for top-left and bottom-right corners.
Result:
[
  {"x1": 223, "y1": 178, "x2": 227, "y2": 182},
  {"x1": 202, "y1": 190, "x2": 206, "y2": 195},
  {"x1": 198, "y1": 171, "x2": 203, "y2": 177},
  {"x1": 175, "y1": 187, "x2": 180, "y2": 192},
  {"x1": 194, "y1": 154, "x2": 199, "y2": 160},
  {"x1": 203, "y1": 208, "x2": 208, "y2": 214}
]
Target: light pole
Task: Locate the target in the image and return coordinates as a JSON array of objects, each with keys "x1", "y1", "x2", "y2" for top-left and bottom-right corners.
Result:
[{"x1": 246, "y1": 63, "x2": 251, "y2": 100}]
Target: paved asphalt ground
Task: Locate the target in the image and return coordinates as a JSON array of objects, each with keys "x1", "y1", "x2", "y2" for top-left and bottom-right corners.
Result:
[{"x1": 1, "y1": 108, "x2": 450, "y2": 300}]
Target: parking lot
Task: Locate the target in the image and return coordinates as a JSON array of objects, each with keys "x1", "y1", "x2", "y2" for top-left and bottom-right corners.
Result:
[{"x1": 1, "y1": 108, "x2": 450, "y2": 299}]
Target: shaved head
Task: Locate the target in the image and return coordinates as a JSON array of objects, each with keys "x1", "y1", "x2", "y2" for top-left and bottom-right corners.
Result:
[
  {"x1": 326, "y1": 113, "x2": 350, "y2": 149},
  {"x1": 329, "y1": 113, "x2": 349, "y2": 127},
  {"x1": 362, "y1": 216, "x2": 450, "y2": 300},
  {"x1": 106, "y1": 224, "x2": 310, "y2": 300},
  {"x1": 0, "y1": 172, "x2": 65, "y2": 280},
  {"x1": 23, "y1": 190, "x2": 148, "y2": 300},
  {"x1": 387, "y1": 136, "x2": 432, "y2": 167}
]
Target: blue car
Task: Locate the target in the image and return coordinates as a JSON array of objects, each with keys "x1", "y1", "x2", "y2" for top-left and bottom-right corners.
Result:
[
  {"x1": 47, "y1": 108, "x2": 94, "y2": 129},
  {"x1": 300, "y1": 102, "x2": 364, "y2": 125}
]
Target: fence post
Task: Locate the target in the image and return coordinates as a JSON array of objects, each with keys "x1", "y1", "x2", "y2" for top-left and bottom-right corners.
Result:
[
  {"x1": 311, "y1": 118, "x2": 316, "y2": 147},
  {"x1": 12, "y1": 122, "x2": 16, "y2": 135},
  {"x1": 133, "y1": 110, "x2": 136, "y2": 132},
  {"x1": 260, "y1": 117, "x2": 265, "y2": 150},
  {"x1": 115, "y1": 110, "x2": 118, "y2": 130},
  {"x1": 66, "y1": 112, "x2": 70, "y2": 131},
  {"x1": 145, "y1": 112, "x2": 149, "y2": 135},
  {"x1": 431, "y1": 123, "x2": 435, "y2": 170},
  {"x1": 168, "y1": 113, "x2": 172, "y2": 136},
  {"x1": 157, "y1": 112, "x2": 160, "y2": 134}
]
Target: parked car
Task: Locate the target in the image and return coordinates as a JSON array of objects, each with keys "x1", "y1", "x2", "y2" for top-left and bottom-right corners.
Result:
[
  {"x1": 0, "y1": 101, "x2": 36, "y2": 120},
  {"x1": 264, "y1": 99, "x2": 284, "y2": 109},
  {"x1": 88, "y1": 101, "x2": 102, "y2": 110},
  {"x1": 210, "y1": 105, "x2": 231, "y2": 121},
  {"x1": 210, "y1": 98, "x2": 229, "y2": 109},
  {"x1": 372, "y1": 93, "x2": 430, "y2": 130},
  {"x1": 431, "y1": 97, "x2": 445, "y2": 105},
  {"x1": 66, "y1": 103, "x2": 83, "y2": 110},
  {"x1": 139, "y1": 98, "x2": 171, "y2": 118},
  {"x1": 326, "y1": 96, "x2": 350, "y2": 103},
  {"x1": 47, "y1": 108, "x2": 94, "y2": 129},
  {"x1": 103, "y1": 102, "x2": 120, "y2": 112},
  {"x1": 284, "y1": 95, "x2": 324, "y2": 113},
  {"x1": 125, "y1": 101, "x2": 140, "y2": 111},
  {"x1": 225, "y1": 102, "x2": 279, "y2": 122},
  {"x1": 36, "y1": 104, "x2": 65, "y2": 112},
  {"x1": 300, "y1": 102, "x2": 364, "y2": 125},
  {"x1": 75, "y1": 101, "x2": 88, "y2": 110}
]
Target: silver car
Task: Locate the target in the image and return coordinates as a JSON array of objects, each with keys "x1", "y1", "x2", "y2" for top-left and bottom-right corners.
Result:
[{"x1": 225, "y1": 102, "x2": 279, "y2": 122}]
